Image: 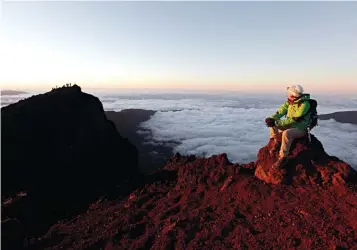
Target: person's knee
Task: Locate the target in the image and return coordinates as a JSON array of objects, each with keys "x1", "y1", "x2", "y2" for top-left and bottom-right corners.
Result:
[
  {"x1": 285, "y1": 129, "x2": 305, "y2": 140},
  {"x1": 282, "y1": 130, "x2": 290, "y2": 139},
  {"x1": 270, "y1": 128, "x2": 279, "y2": 137}
]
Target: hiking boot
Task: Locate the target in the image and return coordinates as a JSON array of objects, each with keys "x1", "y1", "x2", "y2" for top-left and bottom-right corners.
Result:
[
  {"x1": 269, "y1": 141, "x2": 281, "y2": 154},
  {"x1": 272, "y1": 157, "x2": 289, "y2": 170}
]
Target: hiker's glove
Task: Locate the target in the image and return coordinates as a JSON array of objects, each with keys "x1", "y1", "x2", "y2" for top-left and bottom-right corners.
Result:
[{"x1": 265, "y1": 117, "x2": 275, "y2": 127}]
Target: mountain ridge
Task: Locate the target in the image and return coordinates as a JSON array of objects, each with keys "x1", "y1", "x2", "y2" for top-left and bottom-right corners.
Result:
[
  {"x1": 1, "y1": 85, "x2": 138, "y2": 249},
  {"x1": 2, "y1": 85, "x2": 356, "y2": 250},
  {"x1": 319, "y1": 110, "x2": 357, "y2": 125}
]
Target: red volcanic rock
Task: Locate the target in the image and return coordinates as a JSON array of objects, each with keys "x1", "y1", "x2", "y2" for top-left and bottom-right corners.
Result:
[
  {"x1": 255, "y1": 135, "x2": 356, "y2": 186},
  {"x1": 28, "y1": 152, "x2": 357, "y2": 250}
]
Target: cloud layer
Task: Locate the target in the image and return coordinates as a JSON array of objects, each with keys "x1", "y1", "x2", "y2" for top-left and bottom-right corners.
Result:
[
  {"x1": 139, "y1": 106, "x2": 357, "y2": 169},
  {"x1": 96, "y1": 92, "x2": 357, "y2": 115},
  {"x1": 2, "y1": 91, "x2": 357, "y2": 170}
]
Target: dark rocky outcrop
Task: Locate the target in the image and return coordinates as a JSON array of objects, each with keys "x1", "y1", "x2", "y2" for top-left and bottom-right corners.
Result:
[
  {"x1": 1, "y1": 218, "x2": 25, "y2": 250},
  {"x1": 1, "y1": 85, "x2": 138, "y2": 244}
]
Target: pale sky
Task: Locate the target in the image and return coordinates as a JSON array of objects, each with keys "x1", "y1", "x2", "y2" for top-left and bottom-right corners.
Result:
[{"x1": 0, "y1": 1, "x2": 356, "y2": 93}]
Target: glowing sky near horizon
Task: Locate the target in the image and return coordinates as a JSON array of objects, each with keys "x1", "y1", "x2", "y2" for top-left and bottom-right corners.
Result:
[{"x1": 0, "y1": 2, "x2": 356, "y2": 93}]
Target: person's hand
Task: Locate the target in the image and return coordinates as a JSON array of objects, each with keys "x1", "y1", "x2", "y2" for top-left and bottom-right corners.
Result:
[{"x1": 265, "y1": 117, "x2": 275, "y2": 127}]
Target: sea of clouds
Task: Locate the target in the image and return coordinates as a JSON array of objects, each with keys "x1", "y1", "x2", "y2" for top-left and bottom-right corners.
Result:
[
  {"x1": 94, "y1": 91, "x2": 357, "y2": 170},
  {"x1": 2, "y1": 90, "x2": 357, "y2": 169},
  {"x1": 0, "y1": 93, "x2": 35, "y2": 108}
]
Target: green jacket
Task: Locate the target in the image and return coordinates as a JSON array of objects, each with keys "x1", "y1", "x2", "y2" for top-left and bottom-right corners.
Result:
[{"x1": 270, "y1": 94, "x2": 311, "y2": 130}]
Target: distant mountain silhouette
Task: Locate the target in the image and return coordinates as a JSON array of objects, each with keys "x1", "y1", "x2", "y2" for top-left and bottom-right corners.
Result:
[
  {"x1": 106, "y1": 109, "x2": 176, "y2": 173},
  {"x1": 319, "y1": 110, "x2": 357, "y2": 125},
  {"x1": 1, "y1": 90, "x2": 28, "y2": 96}
]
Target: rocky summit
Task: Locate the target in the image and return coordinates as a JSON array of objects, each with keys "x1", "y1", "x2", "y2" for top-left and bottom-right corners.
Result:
[
  {"x1": 255, "y1": 136, "x2": 355, "y2": 187},
  {"x1": 1, "y1": 85, "x2": 138, "y2": 249},
  {"x1": 2, "y1": 86, "x2": 357, "y2": 250}
]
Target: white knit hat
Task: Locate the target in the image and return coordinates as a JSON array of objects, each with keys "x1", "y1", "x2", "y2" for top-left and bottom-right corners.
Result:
[{"x1": 287, "y1": 85, "x2": 303, "y2": 97}]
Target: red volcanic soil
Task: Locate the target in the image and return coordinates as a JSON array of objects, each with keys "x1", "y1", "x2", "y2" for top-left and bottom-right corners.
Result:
[{"x1": 28, "y1": 136, "x2": 357, "y2": 250}]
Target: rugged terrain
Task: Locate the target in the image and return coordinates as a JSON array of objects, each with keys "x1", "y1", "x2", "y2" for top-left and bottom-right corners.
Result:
[
  {"x1": 2, "y1": 86, "x2": 357, "y2": 250},
  {"x1": 27, "y1": 136, "x2": 357, "y2": 250}
]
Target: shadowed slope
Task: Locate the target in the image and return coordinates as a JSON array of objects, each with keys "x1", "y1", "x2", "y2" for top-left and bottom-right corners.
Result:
[{"x1": 1, "y1": 85, "x2": 138, "y2": 245}]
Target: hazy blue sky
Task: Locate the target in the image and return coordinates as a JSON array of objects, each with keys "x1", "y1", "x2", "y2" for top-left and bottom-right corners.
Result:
[{"x1": 0, "y1": 2, "x2": 356, "y2": 93}]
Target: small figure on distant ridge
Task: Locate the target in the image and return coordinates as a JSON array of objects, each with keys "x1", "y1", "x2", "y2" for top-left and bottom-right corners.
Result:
[{"x1": 265, "y1": 85, "x2": 318, "y2": 169}]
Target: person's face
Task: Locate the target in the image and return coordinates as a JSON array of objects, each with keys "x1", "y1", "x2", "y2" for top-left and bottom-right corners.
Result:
[{"x1": 288, "y1": 93, "x2": 296, "y2": 101}]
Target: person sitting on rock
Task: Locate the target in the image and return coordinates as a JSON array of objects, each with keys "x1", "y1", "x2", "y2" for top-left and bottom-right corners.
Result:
[{"x1": 265, "y1": 85, "x2": 311, "y2": 169}]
